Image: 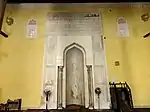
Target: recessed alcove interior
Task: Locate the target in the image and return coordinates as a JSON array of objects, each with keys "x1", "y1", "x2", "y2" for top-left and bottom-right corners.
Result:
[{"x1": 58, "y1": 36, "x2": 93, "y2": 109}]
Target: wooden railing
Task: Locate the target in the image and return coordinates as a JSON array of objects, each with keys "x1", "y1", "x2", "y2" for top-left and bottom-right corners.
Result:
[{"x1": 109, "y1": 82, "x2": 133, "y2": 112}]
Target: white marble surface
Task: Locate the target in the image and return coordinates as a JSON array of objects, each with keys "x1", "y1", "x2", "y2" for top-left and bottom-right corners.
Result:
[
  {"x1": 41, "y1": 12, "x2": 110, "y2": 109},
  {"x1": 61, "y1": 37, "x2": 90, "y2": 108},
  {"x1": 66, "y1": 47, "x2": 84, "y2": 105}
]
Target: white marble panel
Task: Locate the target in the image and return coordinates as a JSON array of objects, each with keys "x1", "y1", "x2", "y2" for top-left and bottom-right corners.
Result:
[
  {"x1": 46, "y1": 36, "x2": 57, "y2": 65},
  {"x1": 94, "y1": 66, "x2": 106, "y2": 84},
  {"x1": 92, "y1": 36, "x2": 102, "y2": 52},
  {"x1": 94, "y1": 84, "x2": 111, "y2": 109},
  {"x1": 42, "y1": 66, "x2": 57, "y2": 109}
]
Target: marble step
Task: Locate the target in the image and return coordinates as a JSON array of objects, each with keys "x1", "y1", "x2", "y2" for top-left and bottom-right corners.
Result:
[{"x1": 25, "y1": 109, "x2": 114, "y2": 112}]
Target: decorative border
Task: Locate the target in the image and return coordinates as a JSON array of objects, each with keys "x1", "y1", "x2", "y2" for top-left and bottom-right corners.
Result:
[
  {"x1": 6, "y1": 3, "x2": 150, "y2": 9},
  {"x1": 134, "y1": 106, "x2": 150, "y2": 108}
]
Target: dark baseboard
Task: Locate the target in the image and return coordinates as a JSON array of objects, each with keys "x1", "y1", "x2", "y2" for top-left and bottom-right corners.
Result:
[{"x1": 133, "y1": 108, "x2": 150, "y2": 112}]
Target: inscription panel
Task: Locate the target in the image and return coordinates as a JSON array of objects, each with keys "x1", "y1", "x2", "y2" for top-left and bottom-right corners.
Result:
[{"x1": 46, "y1": 12, "x2": 102, "y2": 36}]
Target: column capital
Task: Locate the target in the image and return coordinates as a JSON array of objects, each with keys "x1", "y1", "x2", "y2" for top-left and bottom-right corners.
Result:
[
  {"x1": 86, "y1": 65, "x2": 92, "y2": 72},
  {"x1": 58, "y1": 66, "x2": 64, "y2": 72}
]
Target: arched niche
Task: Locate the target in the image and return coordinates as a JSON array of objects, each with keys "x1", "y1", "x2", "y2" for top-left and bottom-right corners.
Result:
[
  {"x1": 117, "y1": 17, "x2": 129, "y2": 37},
  {"x1": 63, "y1": 42, "x2": 86, "y2": 65},
  {"x1": 27, "y1": 19, "x2": 37, "y2": 38},
  {"x1": 61, "y1": 43, "x2": 90, "y2": 108}
]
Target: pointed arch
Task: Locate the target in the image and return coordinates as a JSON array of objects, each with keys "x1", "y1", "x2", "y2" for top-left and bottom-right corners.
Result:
[
  {"x1": 63, "y1": 42, "x2": 86, "y2": 65},
  {"x1": 117, "y1": 17, "x2": 129, "y2": 37}
]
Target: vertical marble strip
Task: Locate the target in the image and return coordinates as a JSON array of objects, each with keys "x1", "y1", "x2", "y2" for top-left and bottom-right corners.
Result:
[
  {"x1": 57, "y1": 66, "x2": 63, "y2": 109},
  {"x1": 87, "y1": 65, "x2": 94, "y2": 108},
  {"x1": 101, "y1": 36, "x2": 104, "y2": 49}
]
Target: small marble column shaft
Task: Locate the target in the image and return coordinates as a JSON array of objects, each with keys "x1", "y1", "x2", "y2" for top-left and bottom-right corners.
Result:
[
  {"x1": 57, "y1": 66, "x2": 63, "y2": 109},
  {"x1": 86, "y1": 65, "x2": 94, "y2": 108}
]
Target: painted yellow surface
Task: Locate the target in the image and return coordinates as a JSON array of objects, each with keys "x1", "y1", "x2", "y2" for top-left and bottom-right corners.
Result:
[
  {"x1": 103, "y1": 7, "x2": 150, "y2": 107},
  {"x1": 0, "y1": 7, "x2": 46, "y2": 108},
  {"x1": 0, "y1": 5, "x2": 150, "y2": 108}
]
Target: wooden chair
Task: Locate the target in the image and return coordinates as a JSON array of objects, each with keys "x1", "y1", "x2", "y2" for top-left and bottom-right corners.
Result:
[
  {"x1": 0, "y1": 103, "x2": 7, "y2": 111},
  {"x1": 6, "y1": 98, "x2": 22, "y2": 111}
]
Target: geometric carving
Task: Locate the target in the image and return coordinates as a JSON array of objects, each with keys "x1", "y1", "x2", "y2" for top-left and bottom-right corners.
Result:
[{"x1": 47, "y1": 12, "x2": 102, "y2": 36}]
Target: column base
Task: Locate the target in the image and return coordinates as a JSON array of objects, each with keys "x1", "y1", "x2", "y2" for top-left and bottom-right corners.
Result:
[
  {"x1": 43, "y1": 110, "x2": 49, "y2": 112},
  {"x1": 88, "y1": 104, "x2": 94, "y2": 109},
  {"x1": 57, "y1": 103, "x2": 63, "y2": 109}
]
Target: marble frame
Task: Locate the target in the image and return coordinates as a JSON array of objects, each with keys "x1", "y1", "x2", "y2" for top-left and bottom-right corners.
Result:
[
  {"x1": 40, "y1": 11, "x2": 111, "y2": 109},
  {"x1": 62, "y1": 42, "x2": 90, "y2": 108}
]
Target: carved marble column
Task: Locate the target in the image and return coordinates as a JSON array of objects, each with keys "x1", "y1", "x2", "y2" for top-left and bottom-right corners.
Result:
[
  {"x1": 57, "y1": 66, "x2": 63, "y2": 109},
  {"x1": 86, "y1": 65, "x2": 94, "y2": 109}
]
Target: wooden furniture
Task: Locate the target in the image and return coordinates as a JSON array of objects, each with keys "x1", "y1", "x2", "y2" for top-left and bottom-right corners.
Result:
[
  {"x1": 0, "y1": 103, "x2": 7, "y2": 111},
  {"x1": 6, "y1": 98, "x2": 22, "y2": 111}
]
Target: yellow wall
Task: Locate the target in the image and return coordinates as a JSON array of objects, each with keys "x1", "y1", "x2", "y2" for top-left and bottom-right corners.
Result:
[
  {"x1": 102, "y1": 7, "x2": 150, "y2": 107},
  {"x1": 0, "y1": 4, "x2": 150, "y2": 108},
  {"x1": 0, "y1": 7, "x2": 46, "y2": 108}
]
